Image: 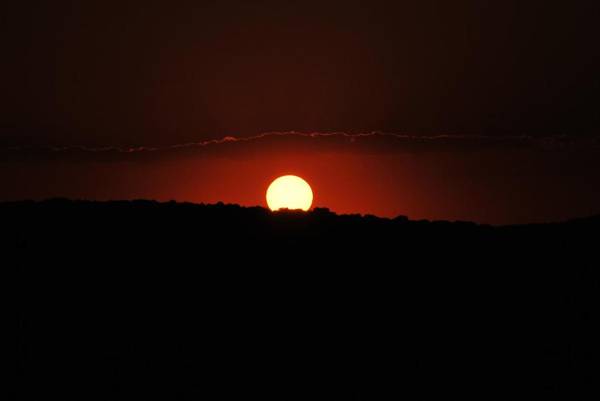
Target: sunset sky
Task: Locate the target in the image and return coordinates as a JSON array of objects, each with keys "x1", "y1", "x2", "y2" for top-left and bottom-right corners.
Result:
[{"x1": 2, "y1": 1, "x2": 599, "y2": 224}]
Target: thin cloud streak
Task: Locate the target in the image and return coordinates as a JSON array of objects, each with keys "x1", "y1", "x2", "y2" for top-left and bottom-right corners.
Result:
[{"x1": 1, "y1": 132, "x2": 599, "y2": 163}]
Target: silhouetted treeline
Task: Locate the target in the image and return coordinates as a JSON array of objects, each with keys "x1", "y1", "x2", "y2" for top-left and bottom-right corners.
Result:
[{"x1": 8, "y1": 199, "x2": 598, "y2": 400}]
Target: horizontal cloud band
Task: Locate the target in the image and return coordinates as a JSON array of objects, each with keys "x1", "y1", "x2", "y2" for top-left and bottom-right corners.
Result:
[{"x1": 1, "y1": 132, "x2": 599, "y2": 163}]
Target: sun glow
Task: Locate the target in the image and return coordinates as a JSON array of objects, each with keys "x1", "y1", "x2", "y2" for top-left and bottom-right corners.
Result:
[{"x1": 266, "y1": 175, "x2": 313, "y2": 211}]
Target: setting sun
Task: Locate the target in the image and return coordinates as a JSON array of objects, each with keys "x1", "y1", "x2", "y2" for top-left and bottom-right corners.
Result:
[{"x1": 266, "y1": 175, "x2": 313, "y2": 211}]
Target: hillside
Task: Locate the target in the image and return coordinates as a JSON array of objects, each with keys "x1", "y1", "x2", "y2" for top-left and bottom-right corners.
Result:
[{"x1": 9, "y1": 199, "x2": 598, "y2": 400}]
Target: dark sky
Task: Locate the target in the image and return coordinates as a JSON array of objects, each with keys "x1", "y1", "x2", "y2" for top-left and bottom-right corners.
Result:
[
  {"x1": 3, "y1": 1, "x2": 599, "y2": 146},
  {"x1": 1, "y1": 1, "x2": 599, "y2": 223}
]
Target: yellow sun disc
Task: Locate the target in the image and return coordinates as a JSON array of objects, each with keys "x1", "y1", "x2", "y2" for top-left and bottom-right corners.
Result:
[{"x1": 266, "y1": 175, "x2": 313, "y2": 211}]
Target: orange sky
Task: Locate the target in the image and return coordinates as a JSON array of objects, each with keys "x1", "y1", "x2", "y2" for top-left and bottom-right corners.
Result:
[{"x1": 2, "y1": 134, "x2": 599, "y2": 224}]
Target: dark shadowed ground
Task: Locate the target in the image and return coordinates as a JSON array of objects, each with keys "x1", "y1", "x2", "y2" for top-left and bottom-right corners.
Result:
[{"x1": 9, "y1": 200, "x2": 598, "y2": 400}]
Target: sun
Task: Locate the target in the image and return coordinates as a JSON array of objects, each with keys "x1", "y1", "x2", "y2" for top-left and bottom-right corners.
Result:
[{"x1": 266, "y1": 175, "x2": 313, "y2": 211}]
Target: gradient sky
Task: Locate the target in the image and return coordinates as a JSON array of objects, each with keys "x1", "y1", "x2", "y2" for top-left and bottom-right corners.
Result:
[{"x1": 1, "y1": 1, "x2": 599, "y2": 223}]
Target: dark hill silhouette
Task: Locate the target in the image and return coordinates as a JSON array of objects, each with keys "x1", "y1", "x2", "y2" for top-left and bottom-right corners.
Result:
[{"x1": 8, "y1": 199, "x2": 598, "y2": 400}]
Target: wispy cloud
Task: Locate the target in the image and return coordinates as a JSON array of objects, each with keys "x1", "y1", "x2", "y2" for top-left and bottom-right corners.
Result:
[{"x1": 2, "y1": 132, "x2": 598, "y2": 163}]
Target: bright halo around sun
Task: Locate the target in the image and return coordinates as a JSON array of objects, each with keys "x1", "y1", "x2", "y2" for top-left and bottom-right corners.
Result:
[{"x1": 266, "y1": 175, "x2": 313, "y2": 211}]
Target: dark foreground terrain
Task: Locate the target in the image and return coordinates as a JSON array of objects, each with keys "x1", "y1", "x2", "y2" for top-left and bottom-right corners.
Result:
[{"x1": 8, "y1": 199, "x2": 598, "y2": 400}]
